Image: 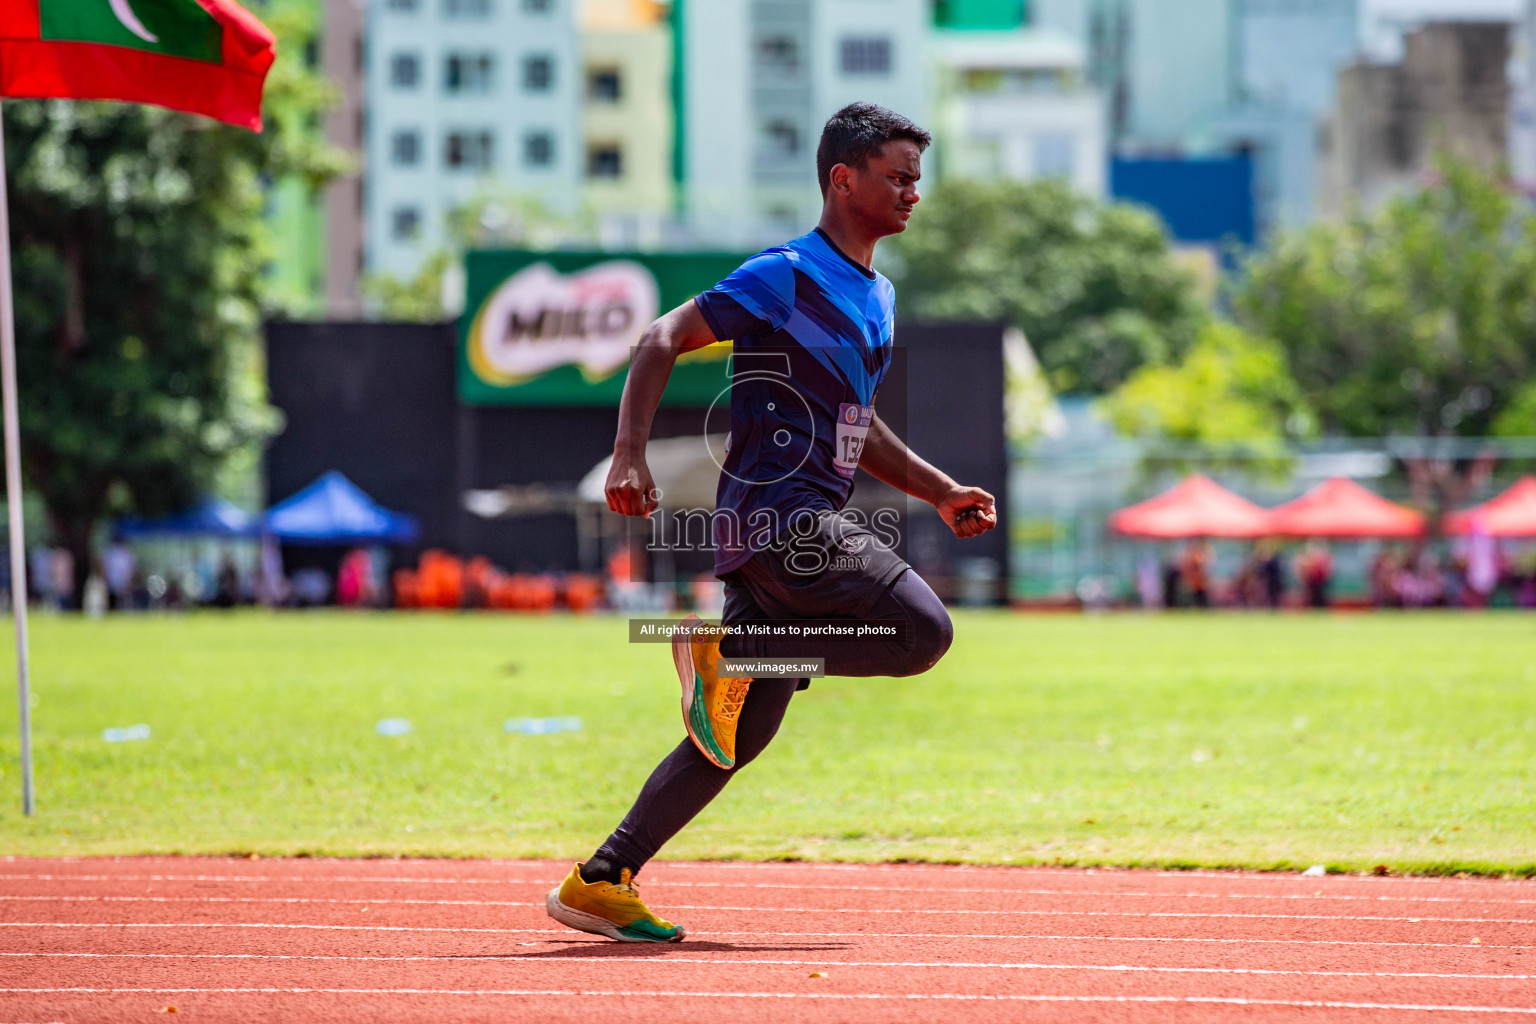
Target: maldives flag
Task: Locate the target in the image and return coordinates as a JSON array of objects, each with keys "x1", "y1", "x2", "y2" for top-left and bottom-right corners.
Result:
[{"x1": 0, "y1": 0, "x2": 275, "y2": 131}]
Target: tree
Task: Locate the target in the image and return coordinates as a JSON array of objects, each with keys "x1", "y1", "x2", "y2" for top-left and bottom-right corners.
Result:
[
  {"x1": 1102, "y1": 322, "x2": 1315, "y2": 477},
  {"x1": 1104, "y1": 322, "x2": 1314, "y2": 442},
  {"x1": 364, "y1": 188, "x2": 596, "y2": 321},
  {"x1": 1493, "y1": 380, "x2": 1536, "y2": 437},
  {"x1": 5, "y1": 6, "x2": 345, "y2": 599},
  {"x1": 365, "y1": 251, "x2": 458, "y2": 324},
  {"x1": 884, "y1": 178, "x2": 1208, "y2": 393},
  {"x1": 1234, "y1": 159, "x2": 1536, "y2": 509}
]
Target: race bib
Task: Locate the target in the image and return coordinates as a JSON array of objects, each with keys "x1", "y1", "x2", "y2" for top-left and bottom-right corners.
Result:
[{"x1": 834, "y1": 403, "x2": 874, "y2": 479}]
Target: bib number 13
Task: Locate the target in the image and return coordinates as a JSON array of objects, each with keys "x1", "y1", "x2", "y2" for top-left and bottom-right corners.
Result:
[{"x1": 834, "y1": 403, "x2": 875, "y2": 479}]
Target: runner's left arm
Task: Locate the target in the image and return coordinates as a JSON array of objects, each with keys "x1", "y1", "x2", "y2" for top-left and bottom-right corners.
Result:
[{"x1": 859, "y1": 414, "x2": 997, "y2": 539}]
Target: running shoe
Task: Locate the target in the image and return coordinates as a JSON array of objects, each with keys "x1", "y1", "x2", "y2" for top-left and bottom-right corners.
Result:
[
  {"x1": 673, "y1": 612, "x2": 751, "y2": 769},
  {"x1": 545, "y1": 862, "x2": 686, "y2": 943}
]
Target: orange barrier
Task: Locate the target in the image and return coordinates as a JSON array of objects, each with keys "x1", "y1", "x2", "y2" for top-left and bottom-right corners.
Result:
[
  {"x1": 416, "y1": 550, "x2": 464, "y2": 609},
  {"x1": 465, "y1": 556, "x2": 496, "y2": 608},
  {"x1": 392, "y1": 552, "x2": 606, "y2": 613},
  {"x1": 565, "y1": 574, "x2": 604, "y2": 612},
  {"x1": 392, "y1": 569, "x2": 420, "y2": 609}
]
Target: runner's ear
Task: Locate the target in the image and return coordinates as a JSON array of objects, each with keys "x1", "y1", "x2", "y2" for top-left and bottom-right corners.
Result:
[{"x1": 828, "y1": 162, "x2": 853, "y2": 195}]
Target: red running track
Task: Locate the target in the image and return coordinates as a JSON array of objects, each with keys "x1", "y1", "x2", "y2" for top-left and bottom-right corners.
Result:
[{"x1": 0, "y1": 857, "x2": 1533, "y2": 1023}]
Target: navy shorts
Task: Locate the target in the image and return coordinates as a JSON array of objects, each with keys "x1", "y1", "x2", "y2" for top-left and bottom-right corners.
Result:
[{"x1": 719, "y1": 511, "x2": 911, "y2": 690}]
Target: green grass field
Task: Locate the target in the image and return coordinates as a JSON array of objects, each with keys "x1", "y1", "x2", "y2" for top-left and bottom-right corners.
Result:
[{"x1": 0, "y1": 610, "x2": 1531, "y2": 875}]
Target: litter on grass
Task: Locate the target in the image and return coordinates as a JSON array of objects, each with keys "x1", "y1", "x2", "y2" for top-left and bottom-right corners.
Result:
[
  {"x1": 375, "y1": 718, "x2": 412, "y2": 737},
  {"x1": 505, "y1": 716, "x2": 582, "y2": 735},
  {"x1": 101, "y1": 724, "x2": 151, "y2": 743},
  {"x1": 1303, "y1": 864, "x2": 1327, "y2": 876}
]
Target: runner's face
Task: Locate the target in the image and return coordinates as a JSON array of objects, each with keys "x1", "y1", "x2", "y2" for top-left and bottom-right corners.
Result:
[{"x1": 848, "y1": 140, "x2": 922, "y2": 236}]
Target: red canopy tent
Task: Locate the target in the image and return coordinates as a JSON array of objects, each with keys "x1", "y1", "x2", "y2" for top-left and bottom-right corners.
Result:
[
  {"x1": 1443, "y1": 476, "x2": 1536, "y2": 537},
  {"x1": 1109, "y1": 474, "x2": 1273, "y2": 539},
  {"x1": 1266, "y1": 477, "x2": 1425, "y2": 539}
]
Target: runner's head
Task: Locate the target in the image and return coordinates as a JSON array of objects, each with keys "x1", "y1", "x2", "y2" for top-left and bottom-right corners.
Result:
[{"x1": 816, "y1": 103, "x2": 930, "y2": 237}]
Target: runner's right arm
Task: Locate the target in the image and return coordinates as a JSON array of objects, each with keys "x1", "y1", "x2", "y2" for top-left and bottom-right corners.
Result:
[
  {"x1": 860, "y1": 414, "x2": 997, "y2": 539},
  {"x1": 606, "y1": 299, "x2": 720, "y2": 518}
]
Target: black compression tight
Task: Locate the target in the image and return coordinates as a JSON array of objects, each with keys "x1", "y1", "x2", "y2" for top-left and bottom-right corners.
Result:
[
  {"x1": 591, "y1": 677, "x2": 799, "y2": 876},
  {"x1": 589, "y1": 568, "x2": 951, "y2": 876}
]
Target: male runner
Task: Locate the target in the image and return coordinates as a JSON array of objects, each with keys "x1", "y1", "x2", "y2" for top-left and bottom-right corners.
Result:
[{"x1": 546, "y1": 103, "x2": 997, "y2": 942}]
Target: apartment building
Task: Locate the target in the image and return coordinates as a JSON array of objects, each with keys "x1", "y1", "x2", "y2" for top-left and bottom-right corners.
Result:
[
  {"x1": 365, "y1": 0, "x2": 581, "y2": 280},
  {"x1": 678, "y1": 0, "x2": 930, "y2": 249},
  {"x1": 1032, "y1": 0, "x2": 1358, "y2": 231},
  {"x1": 928, "y1": 25, "x2": 1106, "y2": 197},
  {"x1": 580, "y1": 0, "x2": 675, "y2": 248},
  {"x1": 262, "y1": 0, "x2": 367, "y2": 318},
  {"x1": 1321, "y1": 21, "x2": 1512, "y2": 215}
]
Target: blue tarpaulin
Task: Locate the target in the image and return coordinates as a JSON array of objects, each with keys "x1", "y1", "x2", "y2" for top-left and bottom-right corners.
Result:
[
  {"x1": 263, "y1": 471, "x2": 419, "y2": 545},
  {"x1": 116, "y1": 496, "x2": 259, "y2": 538}
]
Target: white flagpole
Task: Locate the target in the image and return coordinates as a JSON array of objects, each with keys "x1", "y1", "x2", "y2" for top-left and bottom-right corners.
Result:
[{"x1": 0, "y1": 102, "x2": 34, "y2": 816}]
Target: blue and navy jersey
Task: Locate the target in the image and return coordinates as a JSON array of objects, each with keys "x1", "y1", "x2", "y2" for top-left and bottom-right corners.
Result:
[{"x1": 694, "y1": 228, "x2": 896, "y2": 575}]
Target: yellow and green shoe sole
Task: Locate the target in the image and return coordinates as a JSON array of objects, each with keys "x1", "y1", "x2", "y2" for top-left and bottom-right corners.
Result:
[
  {"x1": 544, "y1": 887, "x2": 686, "y2": 943},
  {"x1": 672, "y1": 617, "x2": 735, "y2": 769}
]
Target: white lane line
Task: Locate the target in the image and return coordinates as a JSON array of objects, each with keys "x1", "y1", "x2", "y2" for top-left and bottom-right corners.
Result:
[
  {"x1": 0, "y1": 922, "x2": 558, "y2": 934},
  {"x1": 0, "y1": 874, "x2": 1527, "y2": 907},
  {"x1": 2, "y1": 951, "x2": 1530, "y2": 981},
  {"x1": 3, "y1": 857, "x2": 1527, "y2": 886},
  {"x1": 651, "y1": 864, "x2": 1534, "y2": 886},
  {"x1": 5, "y1": 988, "x2": 1536, "y2": 1014},
  {"x1": 4, "y1": 870, "x2": 1530, "y2": 895},
  {"x1": 2, "y1": 894, "x2": 1529, "y2": 924},
  {"x1": 0, "y1": 921, "x2": 1528, "y2": 948}
]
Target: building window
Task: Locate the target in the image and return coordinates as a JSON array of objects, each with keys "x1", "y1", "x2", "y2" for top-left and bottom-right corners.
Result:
[
  {"x1": 763, "y1": 120, "x2": 799, "y2": 159},
  {"x1": 956, "y1": 136, "x2": 1002, "y2": 178},
  {"x1": 445, "y1": 130, "x2": 495, "y2": 170},
  {"x1": 523, "y1": 54, "x2": 554, "y2": 91},
  {"x1": 588, "y1": 67, "x2": 621, "y2": 103},
  {"x1": 1033, "y1": 132, "x2": 1076, "y2": 179},
  {"x1": 446, "y1": 52, "x2": 495, "y2": 93},
  {"x1": 756, "y1": 35, "x2": 800, "y2": 73},
  {"x1": 443, "y1": 0, "x2": 490, "y2": 17},
  {"x1": 390, "y1": 129, "x2": 422, "y2": 165},
  {"x1": 523, "y1": 0, "x2": 552, "y2": 10},
  {"x1": 587, "y1": 144, "x2": 622, "y2": 178},
  {"x1": 387, "y1": 0, "x2": 419, "y2": 10},
  {"x1": 524, "y1": 130, "x2": 554, "y2": 167},
  {"x1": 391, "y1": 206, "x2": 422, "y2": 240},
  {"x1": 389, "y1": 52, "x2": 421, "y2": 88},
  {"x1": 840, "y1": 36, "x2": 891, "y2": 75}
]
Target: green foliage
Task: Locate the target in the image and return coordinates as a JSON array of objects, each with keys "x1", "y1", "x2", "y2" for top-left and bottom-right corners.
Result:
[
  {"x1": 257, "y1": 1, "x2": 355, "y2": 319},
  {"x1": 365, "y1": 188, "x2": 596, "y2": 321},
  {"x1": 1492, "y1": 380, "x2": 1536, "y2": 437},
  {"x1": 1234, "y1": 159, "x2": 1536, "y2": 438},
  {"x1": 3, "y1": 611, "x2": 1534, "y2": 876},
  {"x1": 4, "y1": 16, "x2": 344, "y2": 579},
  {"x1": 255, "y1": 3, "x2": 352, "y2": 197},
  {"x1": 1103, "y1": 322, "x2": 1315, "y2": 448},
  {"x1": 885, "y1": 178, "x2": 1208, "y2": 393},
  {"x1": 364, "y1": 251, "x2": 456, "y2": 324}
]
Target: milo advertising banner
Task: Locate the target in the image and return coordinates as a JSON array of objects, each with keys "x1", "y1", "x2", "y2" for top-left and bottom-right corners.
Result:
[{"x1": 460, "y1": 250, "x2": 751, "y2": 406}]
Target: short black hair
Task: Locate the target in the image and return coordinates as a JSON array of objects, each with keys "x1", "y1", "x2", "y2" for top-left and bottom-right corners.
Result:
[{"x1": 816, "y1": 102, "x2": 931, "y2": 196}]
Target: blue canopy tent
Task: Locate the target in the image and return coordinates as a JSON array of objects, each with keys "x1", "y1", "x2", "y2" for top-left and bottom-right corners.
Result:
[
  {"x1": 116, "y1": 496, "x2": 260, "y2": 538},
  {"x1": 264, "y1": 471, "x2": 420, "y2": 545}
]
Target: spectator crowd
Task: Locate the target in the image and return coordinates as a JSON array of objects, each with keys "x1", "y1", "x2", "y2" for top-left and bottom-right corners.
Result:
[{"x1": 1145, "y1": 538, "x2": 1536, "y2": 610}]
